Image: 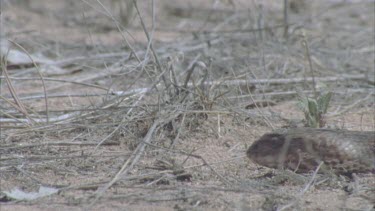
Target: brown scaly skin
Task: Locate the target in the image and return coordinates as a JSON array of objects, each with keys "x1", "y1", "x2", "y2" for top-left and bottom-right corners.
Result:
[{"x1": 247, "y1": 128, "x2": 375, "y2": 174}]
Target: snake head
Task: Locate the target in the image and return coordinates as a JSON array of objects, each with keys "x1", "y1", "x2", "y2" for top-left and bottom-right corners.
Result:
[{"x1": 247, "y1": 133, "x2": 287, "y2": 169}]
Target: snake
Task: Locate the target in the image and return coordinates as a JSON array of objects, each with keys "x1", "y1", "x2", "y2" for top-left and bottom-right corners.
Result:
[{"x1": 247, "y1": 128, "x2": 375, "y2": 174}]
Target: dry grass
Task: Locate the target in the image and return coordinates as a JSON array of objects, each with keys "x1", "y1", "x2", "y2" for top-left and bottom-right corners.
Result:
[{"x1": 0, "y1": 0, "x2": 374, "y2": 210}]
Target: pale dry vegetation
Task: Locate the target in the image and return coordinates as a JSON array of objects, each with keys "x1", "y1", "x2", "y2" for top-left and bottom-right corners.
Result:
[{"x1": 0, "y1": 0, "x2": 374, "y2": 210}]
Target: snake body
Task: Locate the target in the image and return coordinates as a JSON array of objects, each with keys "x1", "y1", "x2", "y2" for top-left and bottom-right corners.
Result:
[{"x1": 247, "y1": 128, "x2": 375, "y2": 174}]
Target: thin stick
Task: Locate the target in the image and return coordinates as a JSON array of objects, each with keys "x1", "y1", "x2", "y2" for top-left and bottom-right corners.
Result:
[
  {"x1": 327, "y1": 93, "x2": 373, "y2": 117},
  {"x1": 0, "y1": 76, "x2": 111, "y2": 91},
  {"x1": 1, "y1": 74, "x2": 366, "y2": 87},
  {"x1": 88, "y1": 119, "x2": 161, "y2": 208},
  {"x1": 88, "y1": 0, "x2": 141, "y2": 62},
  {"x1": 277, "y1": 162, "x2": 324, "y2": 211},
  {"x1": 1, "y1": 52, "x2": 35, "y2": 125},
  {"x1": 133, "y1": 0, "x2": 167, "y2": 87},
  {"x1": 0, "y1": 140, "x2": 120, "y2": 150},
  {"x1": 8, "y1": 40, "x2": 50, "y2": 123},
  {"x1": 301, "y1": 31, "x2": 317, "y2": 99},
  {"x1": 142, "y1": 141, "x2": 233, "y2": 186},
  {"x1": 283, "y1": 0, "x2": 289, "y2": 39}
]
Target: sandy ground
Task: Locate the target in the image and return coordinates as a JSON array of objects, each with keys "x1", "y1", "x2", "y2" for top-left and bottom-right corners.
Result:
[{"x1": 0, "y1": 0, "x2": 374, "y2": 210}]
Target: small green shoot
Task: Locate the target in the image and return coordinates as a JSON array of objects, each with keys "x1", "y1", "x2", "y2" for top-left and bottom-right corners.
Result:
[{"x1": 297, "y1": 91, "x2": 332, "y2": 128}]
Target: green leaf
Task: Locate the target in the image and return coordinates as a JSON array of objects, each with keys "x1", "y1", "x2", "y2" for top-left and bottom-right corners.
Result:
[
  {"x1": 297, "y1": 95, "x2": 308, "y2": 110},
  {"x1": 307, "y1": 113, "x2": 318, "y2": 128},
  {"x1": 307, "y1": 98, "x2": 318, "y2": 117},
  {"x1": 317, "y1": 91, "x2": 332, "y2": 114}
]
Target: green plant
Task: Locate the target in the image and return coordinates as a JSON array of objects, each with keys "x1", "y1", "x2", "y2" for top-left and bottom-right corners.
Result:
[{"x1": 297, "y1": 91, "x2": 332, "y2": 128}]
